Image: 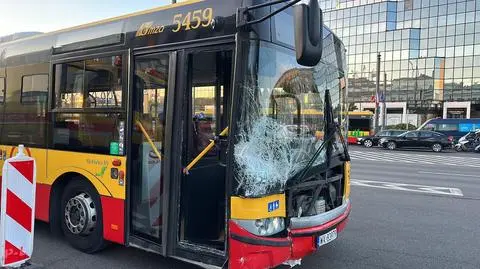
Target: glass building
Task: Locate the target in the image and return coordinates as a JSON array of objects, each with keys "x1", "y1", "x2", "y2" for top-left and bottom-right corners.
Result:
[{"x1": 320, "y1": 0, "x2": 480, "y2": 126}]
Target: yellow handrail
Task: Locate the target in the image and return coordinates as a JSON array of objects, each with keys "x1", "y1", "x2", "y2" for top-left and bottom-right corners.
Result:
[
  {"x1": 135, "y1": 120, "x2": 163, "y2": 161},
  {"x1": 183, "y1": 127, "x2": 229, "y2": 175}
]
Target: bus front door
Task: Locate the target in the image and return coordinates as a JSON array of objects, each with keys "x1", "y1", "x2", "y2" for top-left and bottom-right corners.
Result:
[
  {"x1": 173, "y1": 48, "x2": 233, "y2": 265},
  {"x1": 130, "y1": 53, "x2": 171, "y2": 245}
]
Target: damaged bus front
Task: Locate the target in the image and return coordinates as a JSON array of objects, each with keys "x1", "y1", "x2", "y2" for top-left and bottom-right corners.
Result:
[{"x1": 228, "y1": 1, "x2": 351, "y2": 267}]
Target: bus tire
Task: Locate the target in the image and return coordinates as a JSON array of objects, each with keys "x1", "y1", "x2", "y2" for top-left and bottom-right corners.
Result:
[{"x1": 60, "y1": 179, "x2": 106, "y2": 253}]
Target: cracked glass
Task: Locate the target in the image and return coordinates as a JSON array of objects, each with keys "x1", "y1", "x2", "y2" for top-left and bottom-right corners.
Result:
[{"x1": 234, "y1": 40, "x2": 347, "y2": 197}]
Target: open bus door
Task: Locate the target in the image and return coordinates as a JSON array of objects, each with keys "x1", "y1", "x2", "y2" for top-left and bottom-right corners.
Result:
[
  {"x1": 129, "y1": 45, "x2": 233, "y2": 268},
  {"x1": 172, "y1": 47, "x2": 233, "y2": 267},
  {"x1": 130, "y1": 51, "x2": 174, "y2": 251}
]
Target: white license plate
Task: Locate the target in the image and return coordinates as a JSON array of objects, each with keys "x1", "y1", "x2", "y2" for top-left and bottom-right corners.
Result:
[{"x1": 317, "y1": 228, "x2": 337, "y2": 247}]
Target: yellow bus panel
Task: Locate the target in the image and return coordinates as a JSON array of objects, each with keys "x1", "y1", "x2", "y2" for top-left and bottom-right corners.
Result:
[
  {"x1": 231, "y1": 194, "x2": 286, "y2": 220},
  {"x1": 0, "y1": 145, "x2": 126, "y2": 199}
]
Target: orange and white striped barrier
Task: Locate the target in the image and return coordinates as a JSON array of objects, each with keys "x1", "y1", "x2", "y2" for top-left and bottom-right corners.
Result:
[{"x1": 0, "y1": 145, "x2": 36, "y2": 267}]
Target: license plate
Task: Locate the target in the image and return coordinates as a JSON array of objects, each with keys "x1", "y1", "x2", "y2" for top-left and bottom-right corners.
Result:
[{"x1": 317, "y1": 228, "x2": 337, "y2": 247}]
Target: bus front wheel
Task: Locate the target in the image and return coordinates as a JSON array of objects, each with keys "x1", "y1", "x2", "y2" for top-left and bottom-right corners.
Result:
[{"x1": 60, "y1": 179, "x2": 106, "y2": 253}]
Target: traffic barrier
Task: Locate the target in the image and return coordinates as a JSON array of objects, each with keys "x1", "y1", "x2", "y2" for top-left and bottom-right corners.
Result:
[{"x1": 0, "y1": 145, "x2": 36, "y2": 267}]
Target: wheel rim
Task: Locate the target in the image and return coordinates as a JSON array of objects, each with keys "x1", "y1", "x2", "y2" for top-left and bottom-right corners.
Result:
[
  {"x1": 64, "y1": 193, "x2": 97, "y2": 235},
  {"x1": 388, "y1": 142, "x2": 395, "y2": 150},
  {"x1": 433, "y1": 144, "x2": 442, "y2": 152},
  {"x1": 364, "y1": 140, "x2": 373, "y2": 147}
]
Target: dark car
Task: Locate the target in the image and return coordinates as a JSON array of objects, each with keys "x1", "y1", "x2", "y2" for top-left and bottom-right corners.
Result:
[
  {"x1": 378, "y1": 130, "x2": 453, "y2": 152},
  {"x1": 357, "y1": 129, "x2": 405, "y2": 148}
]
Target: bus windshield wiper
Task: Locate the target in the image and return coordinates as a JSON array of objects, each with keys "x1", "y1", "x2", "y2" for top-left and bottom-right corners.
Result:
[
  {"x1": 335, "y1": 122, "x2": 351, "y2": 162},
  {"x1": 293, "y1": 89, "x2": 350, "y2": 185},
  {"x1": 293, "y1": 130, "x2": 336, "y2": 184}
]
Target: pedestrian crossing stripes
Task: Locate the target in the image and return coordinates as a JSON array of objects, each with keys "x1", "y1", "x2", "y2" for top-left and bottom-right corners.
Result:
[
  {"x1": 349, "y1": 150, "x2": 480, "y2": 168},
  {"x1": 351, "y1": 179, "x2": 464, "y2": 197}
]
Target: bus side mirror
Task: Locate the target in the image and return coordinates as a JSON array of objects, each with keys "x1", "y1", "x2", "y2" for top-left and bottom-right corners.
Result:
[{"x1": 293, "y1": 0, "x2": 323, "y2": 67}]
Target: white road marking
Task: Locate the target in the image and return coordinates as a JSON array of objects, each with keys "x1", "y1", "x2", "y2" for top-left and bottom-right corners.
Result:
[
  {"x1": 349, "y1": 150, "x2": 480, "y2": 168},
  {"x1": 418, "y1": 171, "x2": 480, "y2": 178},
  {"x1": 351, "y1": 179, "x2": 464, "y2": 197}
]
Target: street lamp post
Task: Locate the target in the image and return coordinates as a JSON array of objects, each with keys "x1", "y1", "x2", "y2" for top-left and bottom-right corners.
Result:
[
  {"x1": 407, "y1": 61, "x2": 412, "y2": 130},
  {"x1": 407, "y1": 60, "x2": 417, "y2": 130},
  {"x1": 383, "y1": 72, "x2": 387, "y2": 129},
  {"x1": 414, "y1": 63, "x2": 419, "y2": 127},
  {"x1": 375, "y1": 54, "x2": 381, "y2": 133}
]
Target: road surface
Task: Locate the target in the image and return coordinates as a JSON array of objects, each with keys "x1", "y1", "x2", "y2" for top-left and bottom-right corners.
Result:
[{"x1": 31, "y1": 147, "x2": 480, "y2": 269}]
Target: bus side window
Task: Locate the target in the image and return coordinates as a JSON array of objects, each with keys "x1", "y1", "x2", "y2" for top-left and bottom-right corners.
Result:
[
  {"x1": 2, "y1": 68, "x2": 49, "y2": 147},
  {"x1": 52, "y1": 55, "x2": 126, "y2": 155},
  {"x1": 85, "y1": 56, "x2": 123, "y2": 108}
]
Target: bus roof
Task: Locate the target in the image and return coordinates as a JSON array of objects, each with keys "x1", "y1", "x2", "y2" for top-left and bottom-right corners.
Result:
[
  {"x1": 0, "y1": 0, "x2": 202, "y2": 46},
  {"x1": 348, "y1": 111, "x2": 373, "y2": 116},
  {"x1": 0, "y1": 0, "x2": 243, "y2": 61}
]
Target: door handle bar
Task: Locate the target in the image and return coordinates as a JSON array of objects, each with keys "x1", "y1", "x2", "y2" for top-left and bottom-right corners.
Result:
[
  {"x1": 135, "y1": 120, "x2": 163, "y2": 161},
  {"x1": 183, "y1": 127, "x2": 229, "y2": 175}
]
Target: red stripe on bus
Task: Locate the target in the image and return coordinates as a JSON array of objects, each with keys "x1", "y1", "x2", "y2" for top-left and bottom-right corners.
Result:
[
  {"x1": 35, "y1": 184, "x2": 51, "y2": 222},
  {"x1": 101, "y1": 196, "x2": 125, "y2": 244},
  {"x1": 6, "y1": 190, "x2": 32, "y2": 232}
]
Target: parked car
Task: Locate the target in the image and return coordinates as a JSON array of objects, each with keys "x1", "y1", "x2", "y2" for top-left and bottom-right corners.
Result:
[
  {"x1": 357, "y1": 129, "x2": 405, "y2": 148},
  {"x1": 378, "y1": 130, "x2": 453, "y2": 152},
  {"x1": 418, "y1": 118, "x2": 480, "y2": 141}
]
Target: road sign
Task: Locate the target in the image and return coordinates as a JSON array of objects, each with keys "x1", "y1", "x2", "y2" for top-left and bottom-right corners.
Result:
[{"x1": 0, "y1": 145, "x2": 36, "y2": 267}]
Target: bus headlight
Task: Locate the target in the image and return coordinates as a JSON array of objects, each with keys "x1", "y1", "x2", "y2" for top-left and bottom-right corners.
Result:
[{"x1": 234, "y1": 217, "x2": 285, "y2": 236}]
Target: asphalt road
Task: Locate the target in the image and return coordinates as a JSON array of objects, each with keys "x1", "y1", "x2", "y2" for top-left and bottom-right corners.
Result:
[{"x1": 31, "y1": 146, "x2": 480, "y2": 269}]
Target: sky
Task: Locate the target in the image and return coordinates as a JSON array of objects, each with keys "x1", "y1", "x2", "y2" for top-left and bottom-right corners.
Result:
[{"x1": 0, "y1": 0, "x2": 173, "y2": 37}]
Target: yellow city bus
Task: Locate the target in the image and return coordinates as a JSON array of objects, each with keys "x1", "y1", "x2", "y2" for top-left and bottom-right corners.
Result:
[
  {"x1": 299, "y1": 109, "x2": 371, "y2": 141},
  {"x1": 347, "y1": 111, "x2": 374, "y2": 143},
  {"x1": 0, "y1": 0, "x2": 351, "y2": 268}
]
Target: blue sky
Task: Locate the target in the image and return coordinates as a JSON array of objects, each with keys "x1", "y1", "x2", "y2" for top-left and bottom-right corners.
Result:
[{"x1": 0, "y1": 0, "x2": 172, "y2": 36}]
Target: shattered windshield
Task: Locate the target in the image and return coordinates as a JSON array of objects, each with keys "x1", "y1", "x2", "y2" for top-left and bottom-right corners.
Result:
[{"x1": 234, "y1": 38, "x2": 347, "y2": 197}]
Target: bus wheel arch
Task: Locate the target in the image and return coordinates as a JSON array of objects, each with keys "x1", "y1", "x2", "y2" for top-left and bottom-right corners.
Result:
[{"x1": 49, "y1": 173, "x2": 107, "y2": 253}]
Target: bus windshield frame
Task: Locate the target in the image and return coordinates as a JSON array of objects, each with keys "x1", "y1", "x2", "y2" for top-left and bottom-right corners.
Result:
[{"x1": 232, "y1": 33, "x2": 347, "y2": 198}]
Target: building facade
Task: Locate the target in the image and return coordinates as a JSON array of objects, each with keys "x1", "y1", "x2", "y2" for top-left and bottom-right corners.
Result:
[{"x1": 320, "y1": 0, "x2": 480, "y2": 126}]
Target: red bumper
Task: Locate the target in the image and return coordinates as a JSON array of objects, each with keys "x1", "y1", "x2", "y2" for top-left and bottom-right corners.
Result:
[
  {"x1": 229, "y1": 202, "x2": 351, "y2": 269},
  {"x1": 347, "y1": 136, "x2": 358, "y2": 144}
]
